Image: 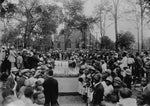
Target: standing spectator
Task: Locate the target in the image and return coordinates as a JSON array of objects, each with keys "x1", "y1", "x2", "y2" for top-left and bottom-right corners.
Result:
[
  {"x1": 5, "y1": 67, "x2": 18, "y2": 90},
  {"x1": 0, "y1": 46, "x2": 6, "y2": 68},
  {"x1": 120, "y1": 52, "x2": 128, "y2": 70},
  {"x1": 117, "y1": 88, "x2": 137, "y2": 106},
  {"x1": 21, "y1": 87, "x2": 34, "y2": 106},
  {"x1": 124, "y1": 69, "x2": 132, "y2": 89},
  {"x1": 43, "y1": 70, "x2": 59, "y2": 106},
  {"x1": 102, "y1": 76, "x2": 114, "y2": 97},
  {"x1": 33, "y1": 92, "x2": 45, "y2": 106},
  {"x1": 134, "y1": 52, "x2": 144, "y2": 83},
  {"x1": 101, "y1": 60, "x2": 107, "y2": 73},
  {"x1": 142, "y1": 84, "x2": 150, "y2": 106},
  {"x1": 8, "y1": 46, "x2": 17, "y2": 68},
  {"x1": 16, "y1": 52, "x2": 23, "y2": 69},
  {"x1": 144, "y1": 57, "x2": 150, "y2": 82},
  {"x1": 92, "y1": 73, "x2": 104, "y2": 106}
]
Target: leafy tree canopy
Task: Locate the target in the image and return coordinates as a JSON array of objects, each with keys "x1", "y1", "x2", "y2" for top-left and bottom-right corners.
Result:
[{"x1": 118, "y1": 31, "x2": 135, "y2": 50}]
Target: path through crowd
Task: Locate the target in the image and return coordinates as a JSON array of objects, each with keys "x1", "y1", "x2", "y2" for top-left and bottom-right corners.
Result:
[{"x1": 0, "y1": 81, "x2": 85, "y2": 106}]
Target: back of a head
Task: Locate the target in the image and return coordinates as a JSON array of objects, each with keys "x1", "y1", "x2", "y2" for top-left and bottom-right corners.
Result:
[
  {"x1": 2, "y1": 89, "x2": 14, "y2": 99},
  {"x1": 24, "y1": 87, "x2": 34, "y2": 99},
  {"x1": 136, "y1": 52, "x2": 139, "y2": 56},
  {"x1": 143, "y1": 84, "x2": 150, "y2": 105},
  {"x1": 48, "y1": 70, "x2": 53, "y2": 76},
  {"x1": 119, "y1": 88, "x2": 132, "y2": 99}
]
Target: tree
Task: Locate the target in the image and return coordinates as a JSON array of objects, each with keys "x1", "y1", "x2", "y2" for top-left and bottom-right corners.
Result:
[
  {"x1": 1, "y1": 28, "x2": 19, "y2": 45},
  {"x1": 101, "y1": 36, "x2": 115, "y2": 49},
  {"x1": 125, "y1": 0, "x2": 141, "y2": 51},
  {"x1": 112, "y1": 0, "x2": 120, "y2": 51},
  {"x1": 62, "y1": 0, "x2": 96, "y2": 49},
  {"x1": 95, "y1": 0, "x2": 111, "y2": 37},
  {"x1": 118, "y1": 31, "x2": 135, "y2": 50},
  {"x1": 1, "y1": 0, "x2": 64, "y2": 50}
]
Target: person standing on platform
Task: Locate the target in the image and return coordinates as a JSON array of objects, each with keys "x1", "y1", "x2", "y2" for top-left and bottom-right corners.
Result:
[{"x1": 43, "y1": 70, "x2": 59, "y2": 106}]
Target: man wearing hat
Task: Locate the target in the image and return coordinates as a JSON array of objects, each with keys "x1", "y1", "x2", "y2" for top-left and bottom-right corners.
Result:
[
  {"x1": 102, "y1": 76, "x2": 114, "y2": 97},
  {"x1": 6, "y1": 67, "x2": 18, "y2": 90},
  {"x1": 92, "y1": 73, "x2": 104, "y2": 106},
  {"x1": 16, "y1": 69, "x2": 30, "y2": 92}
]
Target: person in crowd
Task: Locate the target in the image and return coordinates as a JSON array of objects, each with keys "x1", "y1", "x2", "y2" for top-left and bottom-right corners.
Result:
[
  {"x1": 16, "y1": 52, "x2": 23, "y2": 69},
  {"x1": 8, "y1": 46, "x2": 17, "y2": 68},
  {"x1": 43, "y1": 70, "x2": 59, "y2": 106},
  {"x1": 33, "y1": 92, "x2": 45, "y2": 106},
  {"x1": 101, "y1": 60, "x2": 107, "y2": 73},
  {"x1": 134, "y1": 52, "x2": 144, "y2": 83},
  {"x1": 102, "y1": 76, "x2": 114, "y2": 97},
  {"x1": 102, "y1": 93, "x2": 118, "y2": 106},
  {"x1": 142, "y1": 84, "x2": 150, "y2": 106},
  {"x1": 127, "y1": 54, "x2": 135, "y2": 70},
  {"x1": 5, "y1": 67, "x2": 18, "y2": 91},
  {"x1": 144, "y1": 57, "x2": 150, "y2": 82},
  {"x1": 21, "y1": 87, "x2": 34, "y2": 106},
  {"x1": 0, "y1": 46, "x2": 6, "y2": 68},
  {"x1": 124, "y1": 68, "x2": 132, "y2": 89},
  {"x1": 92, "y1": 73, "x2": 104, "y2": 106},
  {"x1": 120, "y1": 52, "x2": 128, "y2": 70},
  {"x1": 117, "y1": 88, "x2": 137, "y2": 106}
]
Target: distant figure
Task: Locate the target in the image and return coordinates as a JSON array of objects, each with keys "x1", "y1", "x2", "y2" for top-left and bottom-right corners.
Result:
[
  {"x1": 8, "y1": 47, "x2": 17, "y2": 68},
  {"x1": 16, "y1": 52, "x2": 23, "y2": 69},
  {"x1": 43, "y1": 70, "x2": 59, "y2": 106}
]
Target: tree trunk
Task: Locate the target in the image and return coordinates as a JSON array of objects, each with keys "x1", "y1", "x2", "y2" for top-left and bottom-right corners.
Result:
[
  {"x1": 115, "y1": 12, "x2": 118, "y2": 51},
  {"x1": 140, "y1": 0, "x2": 144, "y2": 50}
]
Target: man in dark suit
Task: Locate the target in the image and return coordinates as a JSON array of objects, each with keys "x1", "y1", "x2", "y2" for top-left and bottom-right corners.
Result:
[
  {"x1": 43, "y1": 70, "x2": 59, "y2": 106},
  {"x1": 92, "y1": 73, "x2": 104, "y2": 106}
]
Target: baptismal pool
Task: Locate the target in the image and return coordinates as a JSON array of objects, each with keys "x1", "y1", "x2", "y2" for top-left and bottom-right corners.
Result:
[{"x1": 54, "y1": 61, "x2": 79, "y2": 77}]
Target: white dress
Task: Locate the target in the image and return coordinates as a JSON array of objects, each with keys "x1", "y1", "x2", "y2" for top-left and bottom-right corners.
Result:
[{"x1": 8, "y1": 50, "x2": 16, "y2": 63}]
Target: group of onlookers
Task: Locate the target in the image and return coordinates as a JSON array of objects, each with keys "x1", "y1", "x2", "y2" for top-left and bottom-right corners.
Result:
[
  {"x1": 78, "y1": 51, "x2": 150, "y2": 106},
  {"x1": 0, "y1": 46, "x2": 59, "y2": 106},
  {"x1": 1, "y1": 45, "x2": 150, "y2": 106}
]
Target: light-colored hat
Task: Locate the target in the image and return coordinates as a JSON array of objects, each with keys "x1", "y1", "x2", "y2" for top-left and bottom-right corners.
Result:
[
  {"x1": 114, "y1": 77, "x2": 122, "y2": 84},
  {"x1": 88, "y1": 65, "x2": 95, "y2": 71},
  {"x1": 105, "y1": 69, "x2": 111, "y2": 74},
  {"x1": 20, "y1": 69, "x2": 30, "y2": 74},
  {"x1": 106, "y1": 76, "x2": 113, "y2": 83},
  {"x1": 11, "y1": 67, "x2": 18, "y2": 72},
  {"x1": 80, "y1": 65, "x2": 86, "y2": 69},
  {"x1": 31, "y1": 68, "x2": 35, "y2": 72},
  {"x1": 126, "y1": 69, "x2": 132, "y2": 75}
]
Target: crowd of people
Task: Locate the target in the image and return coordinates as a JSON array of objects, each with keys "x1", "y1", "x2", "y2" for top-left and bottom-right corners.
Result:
[
  {"x1": 0, "y1": 46, "x2": 58, "y2": 106},
  {"x1": 0, "y1": 45, "x2": 150, "y2": 106},
  {"x1": 78, "y1": 50, "x2": 150, "y2": 106}
]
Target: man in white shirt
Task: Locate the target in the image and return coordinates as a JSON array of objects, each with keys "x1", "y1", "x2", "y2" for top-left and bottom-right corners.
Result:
[{"x1": 101, "y1": 60, "x2": 107, "y2": 73}]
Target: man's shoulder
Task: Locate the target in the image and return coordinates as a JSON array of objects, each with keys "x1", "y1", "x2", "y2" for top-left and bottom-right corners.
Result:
[{"x1": 44, "y1": 77, "x2": 57, "y2": 82}]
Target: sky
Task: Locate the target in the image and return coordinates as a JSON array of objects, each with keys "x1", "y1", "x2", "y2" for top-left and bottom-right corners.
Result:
[
  {"x1": 1, "y1": 0, "x2": 150, "y2": 42},
  {"x1": 40, "y1": 0, "x2": 150, "y2": 41}
]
